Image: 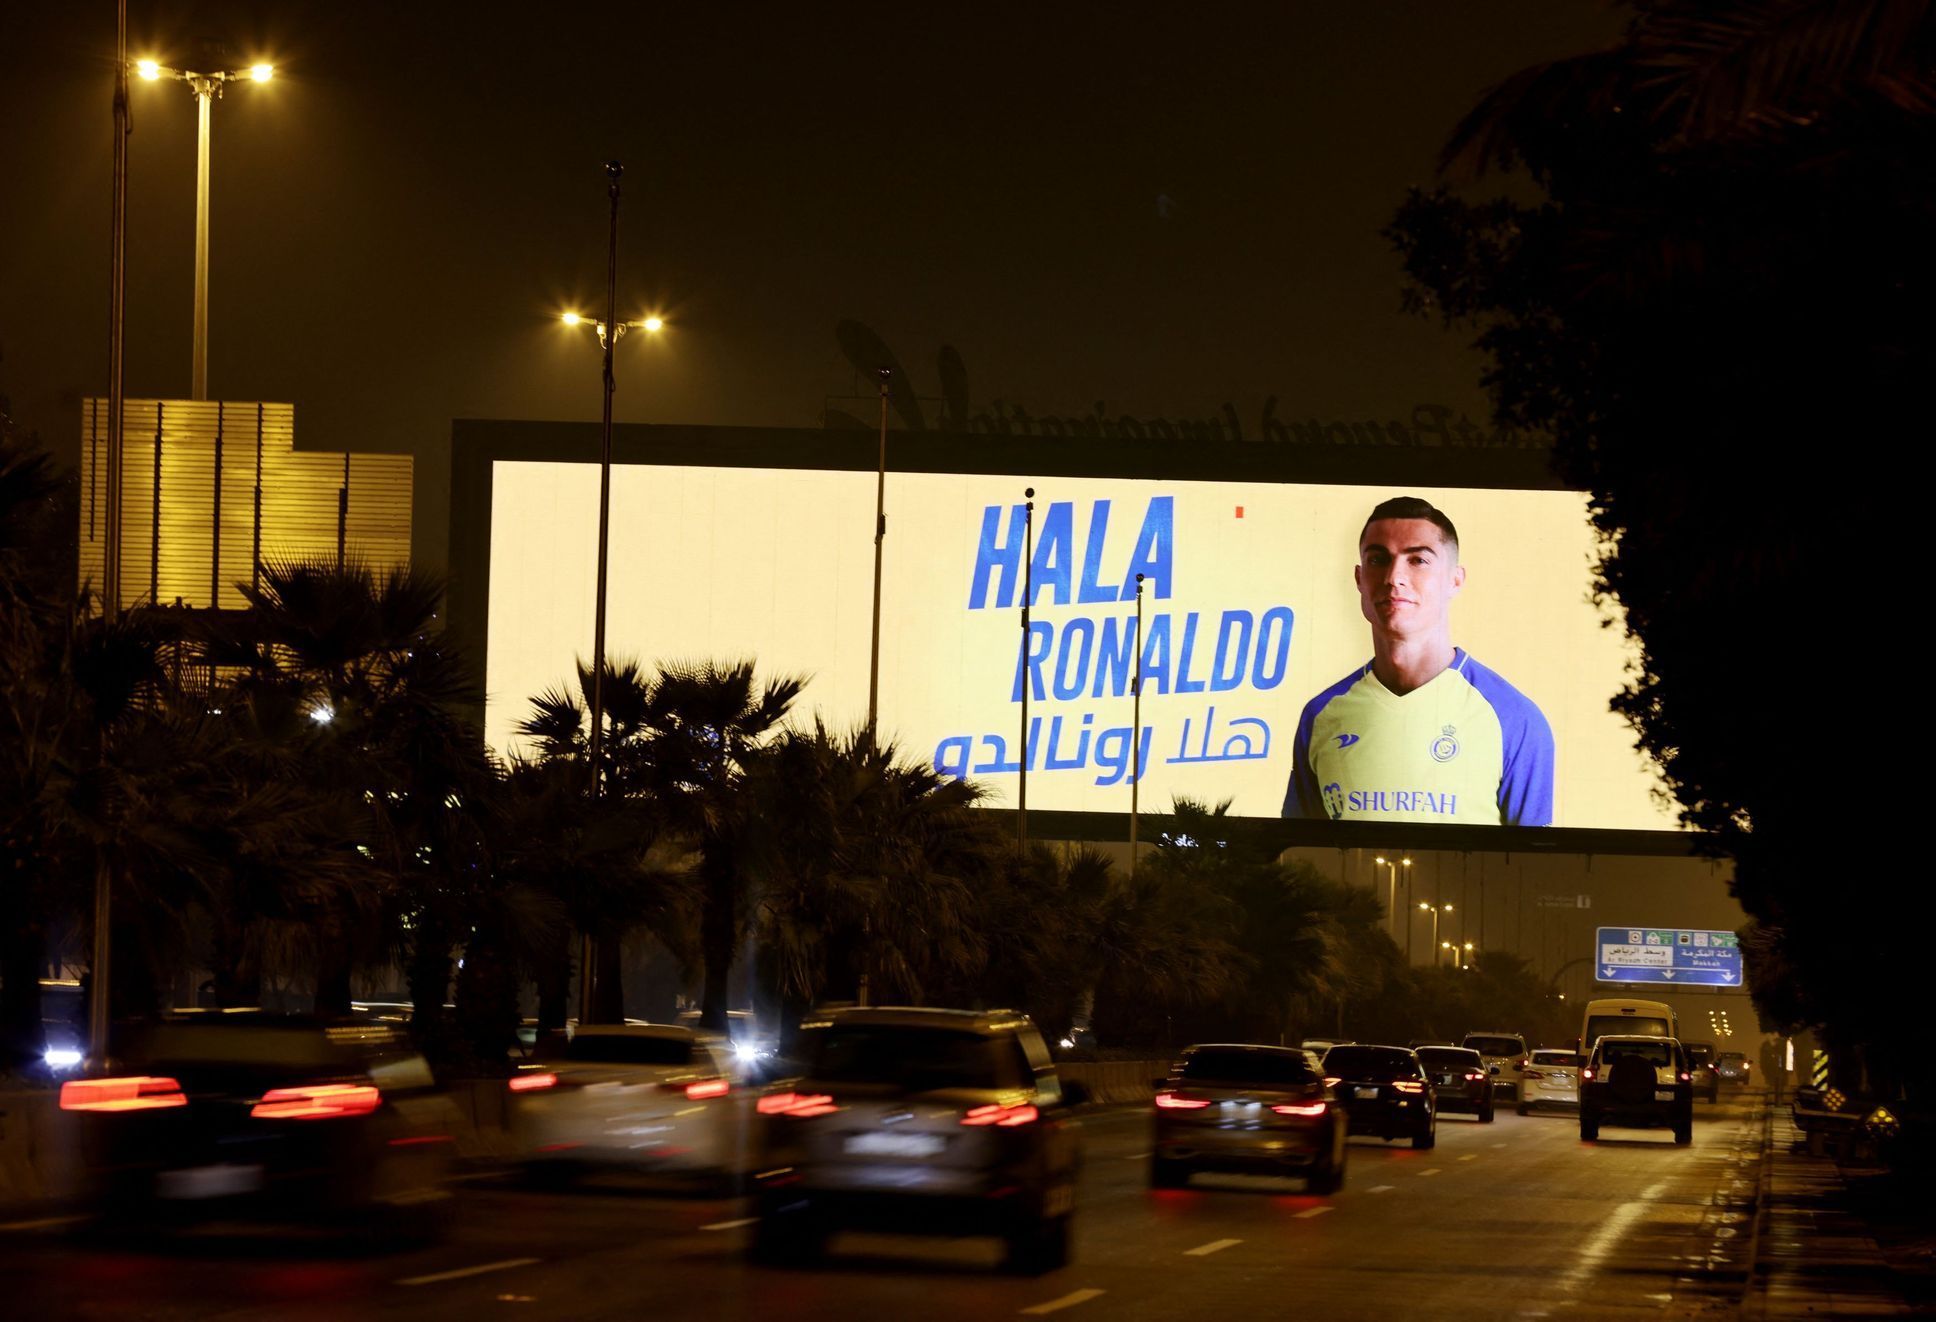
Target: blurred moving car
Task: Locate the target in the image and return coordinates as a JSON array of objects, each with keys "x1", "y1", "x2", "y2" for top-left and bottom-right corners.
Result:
[
  {"x1": 1579, "y1": 1034, "x2": 1693, "y2": 1144},
  {"x1": 507, "y1": 1024, "x2": 743, "y2": 1182},
  {"x1": 1682, "y1": 1042, "x2": 1721, "y2": 1102},
  {"x1": 1149, "y1": 1045, "x2": 1346, "y2": 1192},
  {"x1": 39, "y1": 978, "x2": 85, "y2": 1073},
  {"x1": 1322, "y1": 1044, "x2": 1436, "y2": 1149},
  {"x1": 1714, "y1": 1051, "x2": 1751, "y2": 1086},
  {"x1": 748, "y1": 1006, "x2": 1082, "y2": 1273},
  {"x1": 61, "y1": 1013, "x2": 456, "y2": 1232},
  {"x1": 1461, "y1": 1031, "x2": 1529, "y2": 1102},
  {"x1": 1517, "y1": 1048, "x2": 1581, "y2": 1115},
  {"x1": 1416, "y1": 1045, "x2": 1495, "y2": 1122}
]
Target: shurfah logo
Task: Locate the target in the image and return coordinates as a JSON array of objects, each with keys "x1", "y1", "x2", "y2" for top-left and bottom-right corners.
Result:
[
  {"x1": 1430, "y1": 724, "x2": 1460, "y2": 763},
  {"x1": 1322, "y1": 781, "x2": 1346, "y2": 820}
]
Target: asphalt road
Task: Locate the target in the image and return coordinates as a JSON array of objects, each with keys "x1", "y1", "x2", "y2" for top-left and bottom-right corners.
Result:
[{"x1": 2, "y1": 1090, "x2": 1766, "y2": 1321}]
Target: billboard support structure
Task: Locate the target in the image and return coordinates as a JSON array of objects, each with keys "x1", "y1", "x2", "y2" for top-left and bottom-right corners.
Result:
[
  {"x1": 1130, "y1": 572, "x2": 1144, "y2": 867},
  {"x1": 865, "y1": 368, "x2": 889, "y2": 747}
]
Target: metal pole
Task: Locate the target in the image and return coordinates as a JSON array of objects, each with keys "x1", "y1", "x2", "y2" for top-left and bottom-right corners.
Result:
[
  {"x1": 865, "y1": 368, "x2": 888, "y2": 748},
  {"x1": 1017, "y1": 488, "x2": 1035, "y2": 854},
  {"x1": 191, "y1": 80, "x2": 212, "y2": 400},
  {"x1": 580, "y1": 159, "x2": 623, "y2": 1026},
  {"x1": 1129, "y1": 572, "x2": 1143, "y2": 867}
]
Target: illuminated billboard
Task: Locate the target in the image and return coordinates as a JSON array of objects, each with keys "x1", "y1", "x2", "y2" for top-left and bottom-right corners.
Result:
[{"x1": 484, "y1": 458, "x2": 1677, "y2": 833}]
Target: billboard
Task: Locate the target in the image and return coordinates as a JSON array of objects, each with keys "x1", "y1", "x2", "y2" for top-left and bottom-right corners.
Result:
[{"x1": 485, "y1": 461, "x2": 1678, "y2": 832}]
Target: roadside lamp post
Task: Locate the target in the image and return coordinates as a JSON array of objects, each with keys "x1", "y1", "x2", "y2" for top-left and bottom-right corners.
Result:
[
  {"x1": 1374, "y1": 855, "x2": 1411, "y2": 941},
  {"x1": 133, "y1": 56, "x2": 273, "y2": 400},
  {"x1": 558, "y1": 161, "x2": 664, "y2": 1025},
  {"x1": 1420, "y1": 902, "x2": 1453, "y2": 965}
]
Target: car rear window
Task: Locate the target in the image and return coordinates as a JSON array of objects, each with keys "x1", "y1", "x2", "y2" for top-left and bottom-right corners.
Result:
[
  {"x1": 1684, "y1": 1044, "x2": 1715, "y2": 1064},
  {"x1": 1464, "y1": 1036, "x2": 1524, "y2": 1057},
  {"x1": 1596, "y1": 1039, "x2": 1674, "y2": 1067},
  {"x1": 1180, "y1": 1049, "x2": 1317, "y2": 1085},
  {"x1": 1585, "y1": 1015, "x2": 1669, "y2": 1044},
  {"x1": 806, "y1": 1027, "x2": 1027, "y2": 1091},
  {"x1": 1322, "y1": 1046, "x2": 1419, "y2": 1080},
  {"x1": 1531, "y1": 1050, "x2": 1577, "y2": 1066},
  {"x1": 1417, "y1": 1048, "x2": 1483, "y2": 1070},
  {"x1": 566, "y1": 1033, "x2": 694, "y2": 1066}
]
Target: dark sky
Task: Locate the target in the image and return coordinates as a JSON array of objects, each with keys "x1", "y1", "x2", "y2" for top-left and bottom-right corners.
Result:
[{"x1": 1, "y1": 0, "x2": 1628, "y2": 571}]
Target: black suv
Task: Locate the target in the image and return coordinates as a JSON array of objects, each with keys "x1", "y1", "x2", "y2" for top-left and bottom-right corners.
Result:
[
  {"x1": 1322, "y1": 1044, "x2": 1436, "y2": 1149},
  {"x1": 1579, "y1": 1035, "x2": 1693, "y2": 1144}
]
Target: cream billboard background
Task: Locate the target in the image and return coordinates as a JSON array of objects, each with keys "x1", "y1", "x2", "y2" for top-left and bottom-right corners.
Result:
[{"x1": 486, "y1": 461, "x2": 1675, "y2": 831}]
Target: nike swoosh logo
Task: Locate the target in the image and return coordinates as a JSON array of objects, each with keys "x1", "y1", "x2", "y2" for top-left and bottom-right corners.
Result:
[{"x1": 1335, "y1": 734, "x2": 1360, "y2": 748}]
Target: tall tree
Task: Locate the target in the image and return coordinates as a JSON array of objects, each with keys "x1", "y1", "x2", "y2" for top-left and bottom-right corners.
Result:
[{"x1": 1387, "y1": 0, "x2": 1935, "y2": 1094}]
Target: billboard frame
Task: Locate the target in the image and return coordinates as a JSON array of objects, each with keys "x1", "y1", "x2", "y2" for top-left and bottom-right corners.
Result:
[{"x1": 448, "y1": 419, "x2": 1703, "y2": 858}]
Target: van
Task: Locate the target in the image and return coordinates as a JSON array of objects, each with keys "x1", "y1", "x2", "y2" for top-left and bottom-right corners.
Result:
[{"x1": 1578, "y1": 997, "x2": 1677, "y2": 1063}]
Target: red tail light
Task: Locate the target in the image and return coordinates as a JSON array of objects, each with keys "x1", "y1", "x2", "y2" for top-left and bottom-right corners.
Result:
[
  {"x1": 60, "y1": 1076, "x2": 187, "y2": 1112},
  {"x1": 962, "y1": 1103, "x2": 1039, "y2": 1127},
  {"x1": 757, "y1": 1091, "x2": 836, "y2": 1117},
  {"x1": 1270, "y1": 1101, "x2": 1328, "y2": 1117},
  {"x1": 508, "y1": 1072, "x2": 558, "y2": 1092},
  {"x1": 251, "y1": 1084, "x2": 381, "y2": 1120},
  {"x1": 1582, "y1": 1068, "x2": 1596, "y2": 1081},
  {"x1": 1153, "y1": 1092, "x2": 1211, "y2": 1110},
  {"x1": 684, "y1": 1078, "x2": 730, "y2": 1100},
  {"x1": 1393, "y1": 1080, "x2": 1425, "y2": 1094},
  {"x1": 1678, "y1": 1072, "x2": 1690, "y2": 1082},
  {"x1": 1465, "y1": 1072, "x2": 1485, "y2": 1081}
]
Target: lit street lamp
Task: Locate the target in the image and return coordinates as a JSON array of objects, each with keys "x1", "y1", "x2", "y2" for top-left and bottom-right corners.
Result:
[
  {"x1": 1374, "y1": 855, "x2": 1411, "y2": 941},
  {"x1": 1420, "y1": 901, "x2": 1453, "y2": 965},
  {"x1": 134, "y1": 56, "x2": 274, "y2": 400},
  {"x1": 558, "y1": 160, "x2": 664, "y2": 1024}
]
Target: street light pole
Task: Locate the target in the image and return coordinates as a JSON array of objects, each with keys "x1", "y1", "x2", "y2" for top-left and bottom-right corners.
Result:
[
  {"x1": 865, "y1": 368, "x2": 889, "y2": 748},
  {"x1": 1016, "y1": 488, "x2": 1035, "y2": 855},
  {"x1": 1129, "y1": 572, "x2": 1144, "y2": 867},
  {"x1": 580, "y1": 159, "x2": 624, "y2": 1027}
]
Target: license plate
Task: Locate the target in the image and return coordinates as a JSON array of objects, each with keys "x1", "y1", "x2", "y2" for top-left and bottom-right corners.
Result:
[
  {"x1": 1654, "y1": 1090, "x2": 1676, "y2": 1101},
  {"x1": 1354, "y1": 1086, "x2": 1378, "y2": 1099},
  {"x1": 844, "y1": 1131, "x2": 945, "y2": 1158},
  {"x1": 157, "y1": 1164, "x2": 265, "y2": 1199}
]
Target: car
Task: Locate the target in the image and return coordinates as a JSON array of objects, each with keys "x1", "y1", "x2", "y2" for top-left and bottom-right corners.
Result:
[
  {"x1": 60, "y1": 1012, "x2": 458, "y2": 1233},
  {"x1": 1579, "y1": 1034, "x2": 1694, "y2": 1144},
  {"x1": 1461, "y1": 1031, "x2": 1530, "y2": 1101},
  {"x1": 747, "y1": 1006, "x2": 1082, "y2": 1273},
  {"x1": 1682, "y1": 1041, "x2": 1721, "y2": 1102},
  {"x1": 1416, "y1": 1045, "x2": 1495, "y2": 1122},
  {"x1": 1714, "y1": 1051, "x2": 1751, "y2": 1085},
  {"x1": 1517, "y1": 1048, "x2": 1582, "y2": 1115},
  {"x1": 1322, "y1": 1044, "x2": 1436, "y2": 1148},
  {"x1": 507, "y1": 1023, "x2": 744, "y2": 1183},
  {"x1": 1150, "y1": 1045, "x2": 1347, "y2": 1192}
]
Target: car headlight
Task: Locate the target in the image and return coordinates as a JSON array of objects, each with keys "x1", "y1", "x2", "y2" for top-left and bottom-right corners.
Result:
[{"x1": 44, "y1": 1047, "x2": 83, "y2": 1071}]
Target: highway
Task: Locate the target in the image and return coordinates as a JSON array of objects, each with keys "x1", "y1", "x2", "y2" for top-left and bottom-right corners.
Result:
[{"x1": 2, "y1": 1091, "x2": 1765, "y2": 1320}]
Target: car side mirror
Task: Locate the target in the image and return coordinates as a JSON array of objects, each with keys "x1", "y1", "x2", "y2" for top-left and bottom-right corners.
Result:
[
  {"x1": 1061, "y1": 1080, "x2": 1091, "y2": 1108},
  {"x1": 1489, "y1": 1065, "x2": 1500, "y2": 1075}
]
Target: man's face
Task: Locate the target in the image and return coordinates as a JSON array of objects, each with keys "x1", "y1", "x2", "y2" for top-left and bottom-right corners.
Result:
[{"x1": 1355, "y1": 517, "x2": 1464, "y2": 639}]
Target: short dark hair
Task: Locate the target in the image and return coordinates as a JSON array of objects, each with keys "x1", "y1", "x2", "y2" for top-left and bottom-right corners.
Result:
[{"x1": 1361, "y1": 496, "x2": 1458, "y2": 555}]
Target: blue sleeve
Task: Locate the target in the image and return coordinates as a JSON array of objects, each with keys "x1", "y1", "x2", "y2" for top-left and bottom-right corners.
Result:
[
  {"x1": 1466, "y1": 661, "x2": 1555, "y2": 827},
  {"x1": 1281, "y1": 695, "x2": 1323, "y2": 819}
]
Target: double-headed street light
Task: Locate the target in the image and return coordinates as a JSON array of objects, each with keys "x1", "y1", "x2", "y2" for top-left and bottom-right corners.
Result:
[
  {"x1": 1374, "y1": 855, "x2": 1412, "y2": 941},
  {"x1": 134, "y1": 56, "x2": 274, "y2": 401},
  {"x1": 1419, "y1": 901, "x2": 1453, "y2": 965},
  {"x1": 1442, "y1": 939, "x2": 1477, "y2": 970}
]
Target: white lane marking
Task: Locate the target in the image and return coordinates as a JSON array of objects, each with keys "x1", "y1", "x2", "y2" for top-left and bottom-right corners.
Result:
[
  {"x1": 1458, "y1": 1154, "x2": 1477, "y2": 1161},
  {"x1": 1021, "y1": 1288, "x2": 1107, "y2": 1314},
  {"x1": 1418, "y1": 1168, "x2": 1441, "y2": 1177},
  {"x1": 700, "y1": 1217, "x2": 758, "y2": 1231},
  {"x1": 397, "y1": 1258, "x2": 540, "y2": 1287},
  {"x1": 1293, "y1": 1206, "x2": 1333, "y2": 1219},
  {"x1": 0, "y1": 1214, "x2": 86, "y2": 1231},
  {"x1": 1558, "y1": 1181, "x2": 1668, "y2": 1294},
  {"x1": 1369, "y1": 1184, "x2": 1395, "y2": 1193},
  {"x1": 1491, "y1": 1142, "x2": 1507, "y2": 1149},
  {"x1": 1183, "y1": 1238, "x2": 1242, "y2": 1256},
  {"x1": 1124, "y1": 1152, "x2": 1151, "y2": 1160}
]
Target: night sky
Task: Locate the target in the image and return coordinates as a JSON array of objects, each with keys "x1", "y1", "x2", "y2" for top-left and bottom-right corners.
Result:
[{"x1": 2, "y1": 0, "x2": 1627, "y2": 571}]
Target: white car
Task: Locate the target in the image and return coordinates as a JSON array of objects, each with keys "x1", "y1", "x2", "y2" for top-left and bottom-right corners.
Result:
[
  {"x1": 507, "y1": 1024, "x2": 746, "y2": 1182},
  {"x1": 1516, "y1": 1048, "x2": 1580, "y2": 1114}
]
